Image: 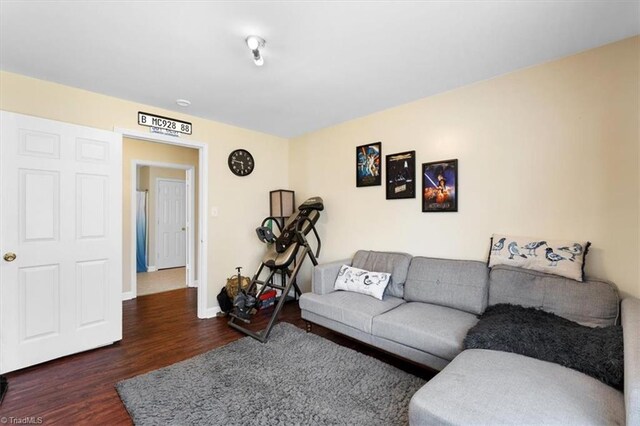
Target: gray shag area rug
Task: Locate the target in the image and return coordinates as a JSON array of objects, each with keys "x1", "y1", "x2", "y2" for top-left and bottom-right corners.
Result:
[{"x1": 116, "y1": 323, "x2": 425, "y2": 425}]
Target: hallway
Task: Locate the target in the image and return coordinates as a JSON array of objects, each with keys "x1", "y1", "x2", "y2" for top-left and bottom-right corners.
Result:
[{"x1": 136, "y1": 267, "x2": 186, "y2": 296}]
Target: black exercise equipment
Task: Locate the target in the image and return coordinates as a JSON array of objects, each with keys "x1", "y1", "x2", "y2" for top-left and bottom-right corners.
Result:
[
  {"x1": 255, "y1": 226, "x2": 276, "y2": 244},
  {"x1": 232, "y1": 266, "x2": 256, "y2": 320},
  {"x1": 228, "y1": 196, "x2": 324, "y2": 342}
]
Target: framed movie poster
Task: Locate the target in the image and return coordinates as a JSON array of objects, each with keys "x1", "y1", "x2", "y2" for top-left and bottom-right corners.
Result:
[
  {"x1": 356, "y1": 142, "x2": 382, "y2": 187},
  {"x1": 386, "y1": 150, "x2": 416, "y2": 199},
  {"x1": 422, "y1": 159, "x2": 458, "y2": 212}
]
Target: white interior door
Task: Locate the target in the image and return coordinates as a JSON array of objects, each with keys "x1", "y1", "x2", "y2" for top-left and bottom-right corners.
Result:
[
  {"x1": 0, "y1": 111, "x2": 122, "y2": 374},
  {"x1": 156, "y1": 179, "x2": 186, "y2": 269}
]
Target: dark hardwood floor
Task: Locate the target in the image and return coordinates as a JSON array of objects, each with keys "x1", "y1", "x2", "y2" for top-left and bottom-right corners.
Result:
[{"x1": 0, "y1": 288, "x2": 435, "y2": 424}]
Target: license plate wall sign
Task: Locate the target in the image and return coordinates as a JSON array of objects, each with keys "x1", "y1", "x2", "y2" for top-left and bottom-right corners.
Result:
[{"x1": 138, "y1": 112, "x2": 192, "y2": 135}]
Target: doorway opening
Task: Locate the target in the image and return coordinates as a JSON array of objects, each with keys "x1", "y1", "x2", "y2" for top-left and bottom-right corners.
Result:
[
  {"x1": 135, "y1": 165, "x2": 193, "y2": 297},
  {"x1": 118, "y1": 128, "x2": 209, "y2": 319}
]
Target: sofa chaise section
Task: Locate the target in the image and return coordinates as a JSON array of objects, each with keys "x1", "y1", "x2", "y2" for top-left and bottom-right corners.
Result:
[
  {"x1": 408, "y1": 348, "x2": 625, "y2": 426},
  {"x1": 408, "y1": 264, "x2": 628, "y2": 425}
]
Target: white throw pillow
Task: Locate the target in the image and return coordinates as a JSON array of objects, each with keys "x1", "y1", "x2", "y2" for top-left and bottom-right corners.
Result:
[{"x1": 334, "y1": 265, "x2": 391, "y2": 300}]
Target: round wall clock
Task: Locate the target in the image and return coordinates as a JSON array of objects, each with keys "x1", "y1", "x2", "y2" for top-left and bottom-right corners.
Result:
[{"x1": 228, "y1": 149, "x2": 255, "y2": 176}]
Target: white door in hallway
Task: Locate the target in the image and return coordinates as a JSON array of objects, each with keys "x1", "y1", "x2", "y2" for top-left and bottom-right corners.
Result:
[
  {"x1": 156, "y1": 179, "x2": 186, "y2": 269},
  {"x1": 0, "y1": 111, "x2": 122, "y2": 374}
]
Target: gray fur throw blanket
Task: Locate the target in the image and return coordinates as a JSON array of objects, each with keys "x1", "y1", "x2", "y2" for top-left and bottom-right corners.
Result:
[{"x1": 463, "y1": 304, "x2": 623, "y2": 389}]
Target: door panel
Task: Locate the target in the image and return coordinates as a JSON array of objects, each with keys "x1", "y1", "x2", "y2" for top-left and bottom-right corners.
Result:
[
  {"x1": 0, "y1": 110, "x2": 122, "y2": 373},
  {"x1": 20, "y1": 264, "x2": 60, "y2": 341},
  {"x1": 18, "y1": 129, "x2": 60, "y2": 159},
  {"x1": 76, "y1": 138, "x2": 109, "y2": 163},
  {"x1": 20, "y1": 169, "x2": 60, "y2": 242},
  {"x1": 76, "y1": 173, "x2": 108, "y2": 239},
  {"x1": 156, "y1": 179, "x2": 186, "y2": 269}
]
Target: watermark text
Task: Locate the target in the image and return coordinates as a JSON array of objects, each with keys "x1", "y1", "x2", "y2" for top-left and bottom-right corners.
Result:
[{"x1": 0, "y1": 417, "x2": 44, "y2": 424}]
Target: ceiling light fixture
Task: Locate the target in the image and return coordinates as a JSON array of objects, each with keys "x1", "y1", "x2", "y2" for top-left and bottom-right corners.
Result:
[
  {"x1": 245, "y1": 35, "x2": 266, "y2": 67},
  {"x1": 176, "y1": 99, "x2": 191, "y2": 107}
]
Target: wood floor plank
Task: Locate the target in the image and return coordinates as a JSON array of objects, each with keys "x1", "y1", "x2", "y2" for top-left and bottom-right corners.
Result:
[{"x1": 0, "y1": 288, "x2": 434, "y2": 424}]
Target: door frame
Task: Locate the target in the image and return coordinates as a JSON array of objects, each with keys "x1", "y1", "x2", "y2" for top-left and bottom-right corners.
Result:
[
  {"x1": 155, "y1": 177, "x2": 189, "y2": 271},
  {"x1": 116, "y1": 128, "x2": 209, "y2": 320}
]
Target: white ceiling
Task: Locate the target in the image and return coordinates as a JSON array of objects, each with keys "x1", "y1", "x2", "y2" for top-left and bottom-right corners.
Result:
[{"x1": 1, "y1": 1, "x2": 638, "y2": 138}]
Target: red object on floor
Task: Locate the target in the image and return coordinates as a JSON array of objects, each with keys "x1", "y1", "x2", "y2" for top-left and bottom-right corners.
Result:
[
  {"x1": 259, "y1": 290, "x2": 277, "y2": 301},
  {"x1": 259, "y1": 290, "x2": 277, "y2": 308}
]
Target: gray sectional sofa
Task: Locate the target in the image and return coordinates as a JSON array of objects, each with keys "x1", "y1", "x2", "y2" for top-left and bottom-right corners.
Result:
[{"x1": 299, "y1": 250, "x2": 639, "y2": 425}]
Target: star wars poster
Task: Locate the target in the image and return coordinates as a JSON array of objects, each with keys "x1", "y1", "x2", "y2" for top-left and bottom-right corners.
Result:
[
  {"x1": 422, "y1": 159, "x2": 458, "y2": 212},
  {"x1": 386, "y1": 150, "x2": 415, "y2": 199},
  {"x1": 356, "y1": 142, "x2": 382, "y2": 187}
]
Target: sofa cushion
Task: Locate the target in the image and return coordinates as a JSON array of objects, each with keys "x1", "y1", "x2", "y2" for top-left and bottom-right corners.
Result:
[
  {"x1": 352, "y1": 250, "x2": 412, "y2": 298},
  {"x1": 298, "y1": 291, "x2": 404, "y2": 333},
  {"x1": 409, "y1": 349, "x2": 624, "y2": 426},
  {"x1": 372, "y1": 302, "x2": 478, "y2": 361},
  {"x1": 404, "y1": 257, "x2": 489, "y2": 315},
  {"x1": 489, "y1": 265, "x2": 619, "y2": 327}
]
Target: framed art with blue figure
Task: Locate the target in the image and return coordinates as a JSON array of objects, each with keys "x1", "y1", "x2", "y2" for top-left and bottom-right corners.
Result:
[
  {"x1": 356, "y1": 142, "x2": 382, "y2": 187},
  {"x1": 422, "y1": 159, "x2": 458, "y2": 212}
]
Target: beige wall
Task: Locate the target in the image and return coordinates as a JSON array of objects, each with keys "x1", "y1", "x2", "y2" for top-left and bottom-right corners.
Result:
[
  {"x1": 139, "y1": 166, "x2": 150, "y2": 191},
  {"x1": 290, "y1": 36, "x2": 640, "y2": 298},
  {"x1": 0, "y1": 71, "x2": 290, "y2": 310},
  {"x1": 1, "y1": 35, "x2": 638, "y2": 305}
]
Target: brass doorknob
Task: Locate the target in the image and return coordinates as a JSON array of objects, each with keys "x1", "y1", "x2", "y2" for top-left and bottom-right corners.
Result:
[{"x1": 3, "y1": 252, "x2": 16, "y2": 262}]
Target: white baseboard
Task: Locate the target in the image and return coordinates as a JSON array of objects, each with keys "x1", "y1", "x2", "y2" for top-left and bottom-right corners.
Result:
[
  {"x1": 203, "y1": 305, "x2": 221, "y2": 319},
  {"x1": 188, "y1": 280, "x2": 198, "y2": 288},
  {"x1": 122, "y1": 291, "x2": 135, "y2": 301},
  {"x1": 147, "y1": 266, "x2": 158, "y2": 272}
]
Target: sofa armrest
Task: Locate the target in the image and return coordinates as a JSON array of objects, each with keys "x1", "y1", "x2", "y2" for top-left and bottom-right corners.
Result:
[
  {"x1": 623, "y1": 297, "x2": 640, "y2": 426},
  {"x1": 312, "y1": 259, "x2": 351, "y2": 295}
]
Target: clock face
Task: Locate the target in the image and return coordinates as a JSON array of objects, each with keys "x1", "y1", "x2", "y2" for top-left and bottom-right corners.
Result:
[{"x1": 228, "y1": 149, "x2": 255, "y2": 176}]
